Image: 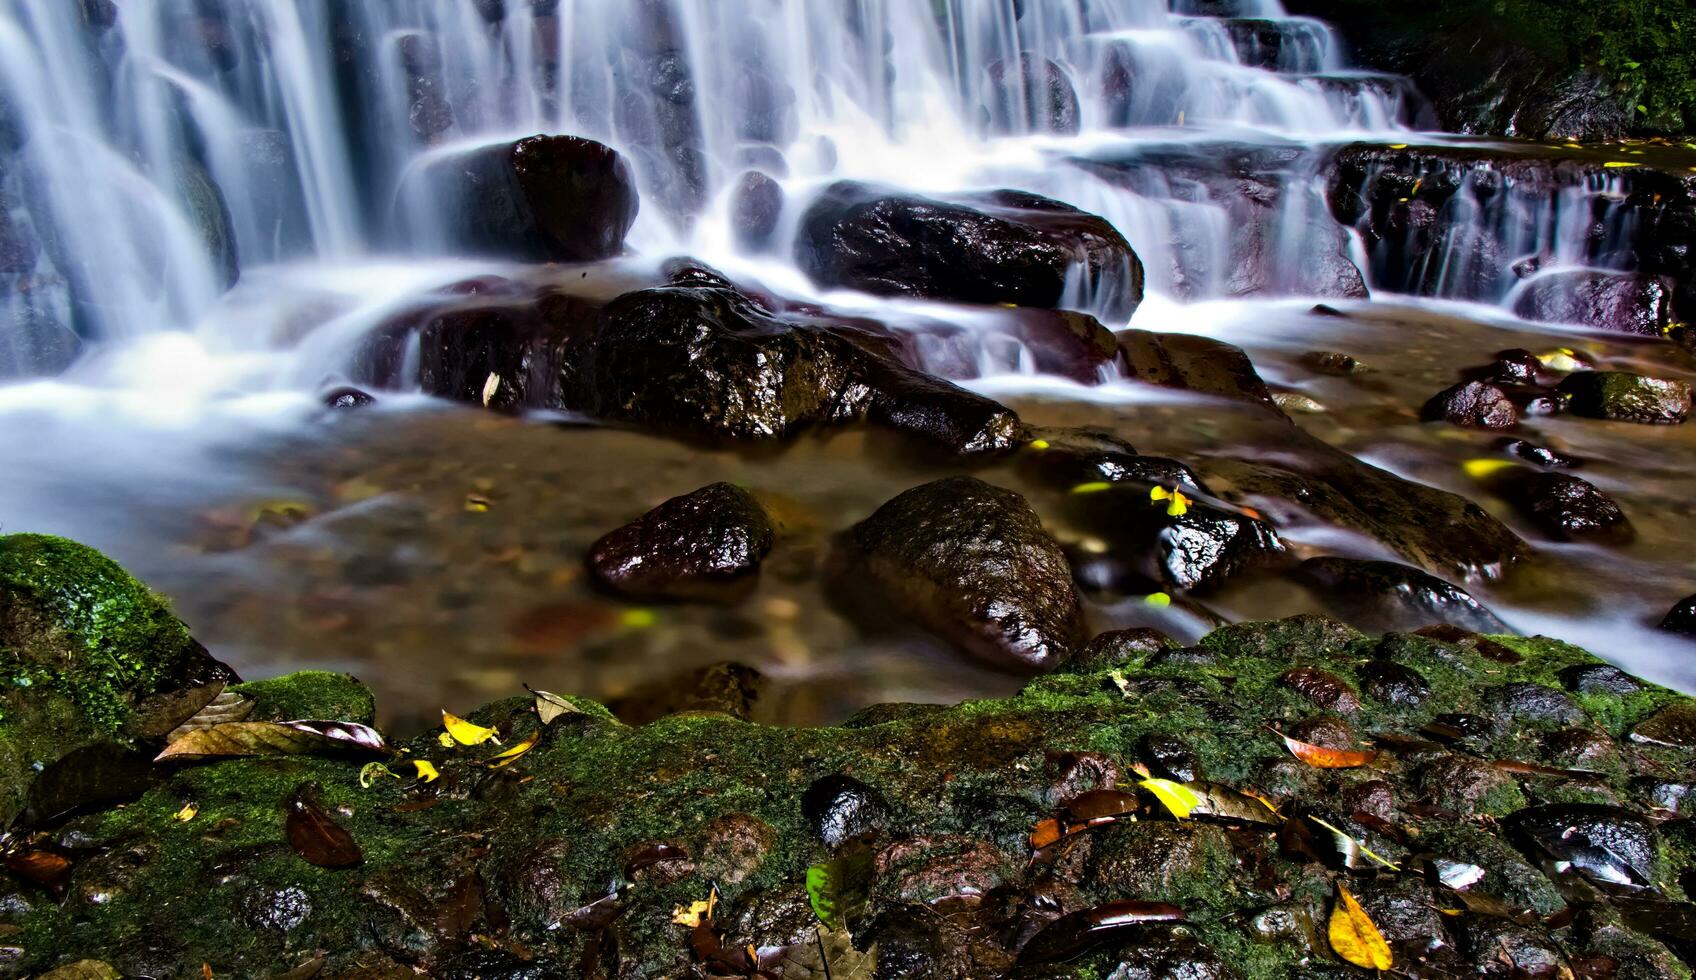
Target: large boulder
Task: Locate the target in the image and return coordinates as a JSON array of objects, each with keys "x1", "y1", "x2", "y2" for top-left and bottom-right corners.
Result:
[
  {"x1": 1297, "y1": 557, "x2": 1510, "y2": 634},
  {"x1": 404, "y1": 135, "x2": 639, "y2": 262},
  {"x1": 564, "y1": 271, "x2": 1023, "y2": 455},
  {"x1": 1511, "y1": 271, "x2": 1675, "y2": 335},
  {"x1": 1558, "y1": 371, "x2": 1691, "y2": 425},
  {"x1": 796, "y1": 182, "x2": 1144, "y2": 320},
  {"x1": 982, "y1": 55, "x2": 1081, "y2": 136},
  {"x1": 587, "y1": 483, "x2": 775, "y2": 603},
  {"x1": 1060, "y1": 483, "x2": 1287, "y2": 593},
  {"x1": 838, "y1": 477, "x2": 1084, "y2": 672},
  {"x1": 1115, "y1": 330, "x2": 1280, "y2": 410},
  {"x1": 0, "y1": 535, "x2": 236, "y2": 825}
]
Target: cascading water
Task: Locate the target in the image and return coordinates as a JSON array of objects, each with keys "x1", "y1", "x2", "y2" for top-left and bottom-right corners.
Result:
[{"x1": 0, "y1": 0, "x2": 1691, "y2": 724}]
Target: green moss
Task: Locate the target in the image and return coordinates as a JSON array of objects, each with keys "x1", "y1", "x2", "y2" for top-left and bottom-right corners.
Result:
[{"x1": 231, "y1": 671, "x2": 378, "y2": 725}]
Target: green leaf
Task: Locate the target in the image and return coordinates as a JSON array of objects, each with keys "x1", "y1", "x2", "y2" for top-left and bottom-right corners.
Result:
[{"x1": 806, "y1": 849, "x2": 873, "y2": 930}]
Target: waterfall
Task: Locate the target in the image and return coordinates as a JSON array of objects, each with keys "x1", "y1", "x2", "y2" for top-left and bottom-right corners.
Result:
[{"x1": 0, "y1": 0, "x2": 1431, "y2": 372}]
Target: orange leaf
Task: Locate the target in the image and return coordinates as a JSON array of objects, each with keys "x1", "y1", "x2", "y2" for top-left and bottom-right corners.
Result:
[
  {"x1": 1277, "y1": 731, "x2": 1378, "y2": 769},
  {"x1": 1328, "y1": 884, "x2": 1393, "y2": 970},
  {"x1": 1029, "y1": 818, "x2": 1064, "y2": 850}
]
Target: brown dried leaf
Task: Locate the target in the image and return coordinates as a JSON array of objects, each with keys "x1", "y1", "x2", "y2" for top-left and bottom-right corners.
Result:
[
  {"x1": 1277, "y1": 731, "x2": 1378, "y2": 769},
  {"x1": 1018, "y1": 901, "x2": 1186, "y2": 965},
  {"x1": 165, "y1": 690, "x2": 256, "y2": 743},
  {"x1": 3, "y1": 848, "x2": 71, "y2": 890},
  {"x1": 284, "y1": 784, "x2": 362, "y2": 869},
  {"x1": 157, "y1": 721, "x2": 389, "y2": 762},
  {"x1": 36, "y1": 962, "x2": 121, "y2": 980}
]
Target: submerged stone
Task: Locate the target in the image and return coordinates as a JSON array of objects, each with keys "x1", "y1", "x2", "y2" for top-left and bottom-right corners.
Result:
[
  {"x1": 1512, "y1": 271, "x2": 1675, "y2": 336},
  {"x1": 587, "y1": 483, "x2": 775, "y2": 603},
  {"x1": 1503, "y1": 471, "x2": 1632, "y2": 543},
  {"x1": 1421, "y1": 380, "x2": 1517, "y2": 429},
  {"x1": 840, "y1": 477, "x2": 1083, "y2": 672},
  {"x1": 1663, "y1": 595, "x2": 1696, "y2": 637},
  {"x1": 1297, "y1": 556, "x2": 1509, "y2": 634},
  {"x1": 1559, "y1": 372, "x2": 1691, "y2": 425}
]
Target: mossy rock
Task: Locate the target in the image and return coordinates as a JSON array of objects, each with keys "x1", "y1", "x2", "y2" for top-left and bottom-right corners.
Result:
[
  {"x1": 0, "y1": 534, "x2": 232, "y2": 825},
  {"x1": 230, "y1": 671, "x2": 377, "y2": 726}
]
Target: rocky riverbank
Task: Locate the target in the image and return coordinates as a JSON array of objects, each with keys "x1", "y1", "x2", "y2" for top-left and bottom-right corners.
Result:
[{"x1": 4, "y1": 535, "x2": 1696, "y2": 978}]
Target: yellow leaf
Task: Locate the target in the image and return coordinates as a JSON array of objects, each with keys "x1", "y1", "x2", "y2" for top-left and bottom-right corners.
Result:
[
  {"x1": 1309, "y1": 815, "x2": 1401, "y2": 870},
  {"x1": 1144, "y1": 592, "x2": 1172, "y2": 608},
  {"x1": 442, "y1": 710, "x2": 500, "y2": 746},
  {"x1": 1070, "y1": 482, "x2": 1113, "y2": 495},
  {"x1": 1604, "y1": 161, "x2": 1637, "y2": 168},
  {"x1": 672, "y1": 886, "x2": 719, "y2": 927},
  {"x1": 1027, "y1": 439, "x2": 1051, "y2": 451},
  {"x1": 1463, "y1": 459, "x2": 1517, "y2": 480},
  {"x1": 1167, "y1": 490, "x2": 1191, "y2": 517},
  {"x1": 1140, "y1": 778, "x2": 1201, "y2": 819},
  {"x1": 486, "y1": 730, "x2": 540, "y2": 768},
  {"x1": 620, "y1": 608, "x2": 657, "y2": 629},
  {"x1": 464, "y1": 494, "x2": 492, "y2": 513},
  {"x1": 412, "y1": 760, "x2": 440, "y2": 783},
  {"x1": 437, "y1": 731, "x2": 455, "y2": 749},
  {"x1": 174, "y1": 802, "x2": 199, "y2": 822},
  {"x1": 1536, "y1": 348, "x2": 1584, "y2": 372},
  {"x1": 1150, "y1": 486, "x2": 1172, "y2": 501},
  {"x1": 481, "y1": 372, "x2": 501, "y2": 406},
  {"x1": 1329, "y1": 884, "x2": 1393, "y2": 970}
]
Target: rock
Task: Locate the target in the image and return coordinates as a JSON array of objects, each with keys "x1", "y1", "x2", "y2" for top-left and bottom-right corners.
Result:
[
  {"x1": 1278, "y1": 667, "x2": 1361, "y2": 714},
  {"x1": 1502, "y1": 471, "x2": 1632, "y2": 543},
  {"x1": 1459, "y1": 919, "x2": 1568, "y2": 977},
  {"x1": 1561, "y1": 663, "x2": 1644, "y2": 697},
  {"x1": 796, "y1": 181, "x2": 1144, "y2": 320},
  {"x1": 730, "y1": 171, "x2": 783, "y2": 252},
  {"x1": 1096, "y1": 928, "x2": 1238, "y2": 980},
  {"x1": 0, "y1": 535, "x2": 236, "y2": 824},
  {"x1": 1139, "y1": 734, "x2": 1204, "y2": 784},
  {"x1": 1500, "y1": 438, "x2": 1579, "y2": 469},
  {"x1": 1506, "y1": 804, "x2": 1660, "y2": 889},
  {"x1": 1062, "y1": 484, "x2": 1287, "y2": 593},
  {"x1": 1415, "y1": 755, "x2": 1521, "y2": 816},
  {"x1": 1069, "y1": 628, "x2": 1178, "y2": 672},
  {"x1": 1287, "y1": 715, "x2": 1358, "y2": 751},
  {"x1": 1019, "y1": 430, "x2": 1211, "y2": 495},
  {"x1": 1662, "y1": 595, "x2": 1696, "y2": 637},
  {"x1": 1629, "y1": 703, "x2": 1696, "y2": 748},
  {"x1": 983, "y1": 55, "x2": 1081, "y2": 135},
  {"x1": 802, "y1": 775, "x2": 890, "y2": 850},
  {"x1": 321, "y1": 387, "x2": 375, "y2": 410},
  {"x1": 404, "y1": 135, "x2": 638, "y2": 262},
  {"x1": 1356, "y1": 660, "x2": 1432, "y2": 707},
  {"x1": 1353, "y1": 877, "x2": 1453, "y2": 954},
  {"x1": 1115, "y1": 330, "x2": 1280, "y2": 410},
  {"x1": 1558, "y1": 372, "x2": 1691, "y2": 425},
  {"x1": 696, "y1": 812, "x2": 777, "y2": 884},
  {"x1": 1484, "y1": 682, "x2": 1586, "y2": 726},
  {"x1": 607, "y1": 662, "x2": 764, "y2": 724},
  {"x1": 587, "y1": 483, "x2": 774, "y2": 603},
  {"x1": 0, "y1": 208, "x2": 37, "y2": 274},
  {"x1": 1475, "y1": 349, "x2": 1544, "y2": 386},
  {"x1": 1082, "y1": 822, "x2": 1234, "y2": 905},
  {"x1": 0, "y1": 308, "x2": 82, "y2": 380},
  {"x1": 568, "y1": 278, "x2": 1023, "y2": 455},
  {"x1": 1302, "y1": 350, "x2": 1367, "y2": 376},
  {"x1": 1296, "y1": 557, "x2": 1510, "y2": 634},
  {"x1": 1512, "y1": 272, "x2": 1675, "y2": 336},
  {"x1": 1421, "y1": 380, "x2": 1518, "y2": 428},
  {"x1": 839, "y1": 477, "x2": 1084, "y2": 671}
]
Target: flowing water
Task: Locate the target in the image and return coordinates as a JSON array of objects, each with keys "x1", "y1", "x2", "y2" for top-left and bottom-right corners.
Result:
[{"x1": 0, "y1": 0, "x2": 1691, "y2": 730}]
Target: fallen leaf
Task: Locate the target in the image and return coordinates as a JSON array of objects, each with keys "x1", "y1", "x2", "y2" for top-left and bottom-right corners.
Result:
[
  {"x1": 412, "y1": 760, "x2": 440, "y2": 783},
  {"x1": 359, "y1": 762, "x2": 402, "y2": 788},
  {"x1": 530, "y1": 687, "x2": 585, "y2": 724},
  {"x1": 1308, "y1": 815, "x2": 1400, "y2": 870},
  {"x1": 1065, "y1": 789, "x2": 1140, "y2": 821},
  {"x1": 673, "y1": 885, "x2": 718, "y2": 928},
  {"x1": 806, "y1": 849, "x2": 873, "y2": 931},
  {"x1": 442, "y1": 710, "x2": 500, "y2": 746},
  {"x1": 266, "y1": 955, "x2": 326, "y2": 980},
  {"x1": 486, "y1": 730, "x2": 540, "y2": 769},
  {"x1": 1018, "y1": 901, "x2": 1187, "y2": 965},
  {"x1": 1277, "y1": 731, "x2": 1378, "y2": 769},
  {"x1": 763, "y1": 925, "x2": 877, "y2": 980},
  {"x1": 3, "y1": 848, "x2": 72, "y2": 890},
  {"x1": 156, "y1": 721, "x2": 390, "y2": 762},
  {"x1": 1030, "y1": 817, "x2": 1065, "y2": 849},
  {"x1": 1186, "y1": 782, "x2": 1281, "y2": 826},
  {"x1": 1329, "y1": 884, "x2": 1393, "y2": 970},
  {"x1": 482, "y1": 372, "x2": 501, "y2": 406},
  {"x1": 1140, "y1": 778, "x2": 1201, "y2": 819},
  {"x1": 165, "y1": 690, "x2": 256, "y2": 743},
  {"x1": 175, "y1": 802, "x2": 199, "y2": 822},
  {"x1": 284, "y1": 784, "x2": 362, "y2": 869}
]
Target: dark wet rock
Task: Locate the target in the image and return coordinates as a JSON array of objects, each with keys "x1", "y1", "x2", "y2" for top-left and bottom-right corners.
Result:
[
  {"x1": 1082, "y1": 821, "x2": 1234, "y2": 905},
  {"x1": 1139, "y1": 734, "x2": 1204, "y2": 784},
  {"x1": 1061, "y1": 483, "x2": 1286, "y2": 593},
  {"x1": 796, "y1": 181, "x2": 1144, "y2": 320},
  {"x1": 696, "y1": 812, "x2": 776, "y2": 885},
  {"x1": 1287, "y1": 715, "x2": 1357, "y2": 751},
  {"x1": 1356, "y1": 660, "x2": 1432, "y2": 707},
  {"x1": 607, "y1": 661, "x2": 763, "y2": 725},
  {"x1": 1277, "y1": 667, "x2": 1361, "y2": 714},
  {"x1": 568, "y1": 279, "x2": 1022, "y2": 454},
  {"x1": 840, "y1": 477, "x2": 1083, "y2": 672},
  {"x1": 1068, "y1": 628, "x2": 1178, "y2": 672},
  {"x1": 0, "y1": 308, "x2": 82, "y2": 380},
  {"x1": 730, "y1": 170, "x2": 783, "y2": 252},
  {"x1": 1512, "y1": 272, "x2": 1675, "y2": 336},
  {"x1": 1459, "y1": 919, "x2": 1568, "y2": 977},
  {"x1": 1421, "y1": 380, "x2": 1518, "y2": 428},
  {"x1": 1663, "y1": 595, "x2": 1696, "y2": 637},
  {"x1": 1629, "y1": 703, "x2": 1696, "y2": 749},
  {"x1": 1507, "y1": 804, "x2": 1660, "y2": 889},
  {"x1": 1354, "y1": 877, "x2": 1453, "y2": 954},
  {"x1": 1500, "y1": 438, "x2": 1579, "y2": 469},
  {"x1": 587, "y1": 483, "x2": 774, "y2": 603},
  {"x1": 1561, "y1": 663, "x2": 1645, "y2": 697},
  {"x1": 1559, "y1": 372, "x2": 1691, "y2": 425},
  {"x1": 1047, "y1": 751, "x2": 1123, "y2": 804},
  {"x1": 436, "y1": 949, "x2": 569, "y2": 980},
  {"x1": 1541, "y1": 727, "x2": 1618, "y2": 768},
  {"x1": 321, "y1": 386, "x2": 375, "y2": 410},
  {"x1": 1501, "y1": 382, "x2": 1569, "y2": 419},
  {"x1": 995, "y1": 309, "x2": 1122, "y2": 384},
  {"x1": 0, "y1": 208, "x2": 37, "y2": 274},
  {"x1": 403, "y1": 135, "x2": 638, "y2": 262},
  {"x1": 1485, "y1": 682, "x2": 1586, "y2": 726},
  {"x1": 1416, "y1": 755, "x2": 1522, "y2": 816},
  {"x1": 1297, "y1": 556, "x2": 1510, "y2": 634},
  {"x1": 802, "y1": 775, "x2": 890, "y2": 850},
  {"x1": 1502, "y1": 471, "x2": 1633, "y2": 543},
  {"x1": 1095, "y1": 927, "x2": 1239, "y2": 980},
  {"x1": 1115, "y1": 330, "x2": 1279, "y2": 410},
  {"x1": 1634, "y1": 780, "x2": 1695, "y2": 815},
  {"x1": 1301, "y1": 350, "x2": 1367, "y2": 376},
  {"x1": 983, "y1": 55, "x2": 1081, "y2": 136},
  {"x1": 1019, "y1": 431, "x2": 1210, "y2": 495},
  {"x1": 876, "y1": 836, "x2": 1017, "y2": 905},
  {"x1": 1476, "y1": 348, "x2": 1544, "y2": 386},
  {"x1": 0, "y1": 535, "x2": 235, "y2": 825}
]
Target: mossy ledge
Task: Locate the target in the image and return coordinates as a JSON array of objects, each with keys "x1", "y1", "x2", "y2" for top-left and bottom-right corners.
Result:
[{"x1": 3, "y1": 543, "x2": 1696, "y2": 977}]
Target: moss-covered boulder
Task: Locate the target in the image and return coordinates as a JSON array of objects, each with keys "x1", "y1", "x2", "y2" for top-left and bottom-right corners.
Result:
[{"x1": 0, "y1": 534, "x2": 235, "y2": 826}]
